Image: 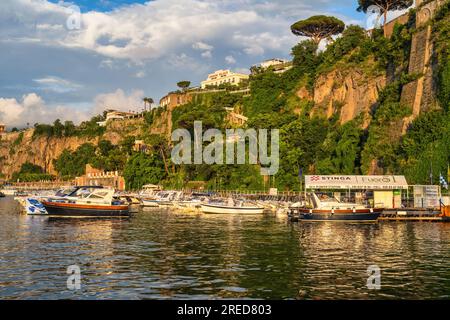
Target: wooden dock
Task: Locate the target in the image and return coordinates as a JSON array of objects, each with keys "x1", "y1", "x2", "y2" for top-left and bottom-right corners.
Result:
[
  {"x1": 288, "y1": 206, "x2": 450, "y2": 223},
  {"x1": 379, "y1": 207, "x2": 450, "y2": 222}
]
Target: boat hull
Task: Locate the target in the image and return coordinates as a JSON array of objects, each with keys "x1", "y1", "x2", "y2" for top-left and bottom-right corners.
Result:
[
  {"x1": 42, "y1": 201, "x2": 130, "y2": 217},
  {"x1": 201, "y1": 204, "x2": 264, "y2": 214},
  {"x1": 141, "y1": 200, "x2": 160, "y2": 207},
  {"x1": 293, "y1": 208, "x2": 382, "y2": 222}
]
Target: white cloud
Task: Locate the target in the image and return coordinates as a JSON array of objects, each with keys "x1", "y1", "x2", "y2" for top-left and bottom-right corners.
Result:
[
  {"x1": 33, "y1": 76, "x2": 82, "y2": 93},
  {"x1": 0, "y1": 0, "x2": 364, "y2": 62},
  {"x1": 225, "y1": 55, "x2": 236, "y2": 64},
  {"x1": 234, "y1": 68, "x2": 250, "y2": 75},
  {"x1": 134, "y1": 71, "x2": 146, "y2": 78},
  {"x1": 99, "y1": 59, "x2": 115, "y2": 69},
  {"x1": 192, "y1": 42, "x2": 214, "y2": 51},
  {"x1": 201, "y1": 51, "x2": 212, "y2": 59},
  {"x1": 93, "y1": 89, "x2": 145, "y2": 114},
  {"x1": 0, "y1": 0, "x2": 383, "y2": 115},
  {"x1": 193, "y1": 41, "x2": 214, "y2": 59},
  {"x1": 0, "y1": 93, "x2": 89, "y2": 127},
  {"x1": 0, "y1": 89, "x2": 146, "y2": 127}
]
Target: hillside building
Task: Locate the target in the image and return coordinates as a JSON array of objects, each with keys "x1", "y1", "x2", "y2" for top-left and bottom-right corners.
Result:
[
  {"x1": 201, "y1": 70, "x2": 249, "y2": 89},
  {"x1": 97, "y1": 110, "x2": 142, "y2": 126},
  {"x1": 251, "y1": 58, "x2": 293, "y2": 74},
  {"x1": 159, "y1": 92, "x2": 193, "y2": 110},
  {"x1": 75, "y1": 164, "x2": 126, "y2": 191}
]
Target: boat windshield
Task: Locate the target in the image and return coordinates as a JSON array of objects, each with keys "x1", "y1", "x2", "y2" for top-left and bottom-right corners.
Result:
[
  {"x1": 55, "y1": 188, "x2": 77, "y2": 197},
  {"x1": 56, "y1": 186, "x2": 104, "y2": 198},
  {"x1": 316, "y1": 193, "x2": 341, "y2": 203}
]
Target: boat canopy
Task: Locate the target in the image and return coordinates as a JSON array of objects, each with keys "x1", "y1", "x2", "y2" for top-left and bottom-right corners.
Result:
[
  {"x1": 142, "y1": 184, "x2": 162, "y2": 190},
  {"x1": 305, "y1": 175, "x2": 408, "y2": 190}
]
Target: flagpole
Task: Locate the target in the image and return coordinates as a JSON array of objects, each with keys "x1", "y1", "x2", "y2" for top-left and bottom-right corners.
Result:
[
  {"x1": 298, "y1": 167, "x2": 302, "y2": 203},
  {"x1": 430, "y1": 160, "x2": 433, "y2": 185}
]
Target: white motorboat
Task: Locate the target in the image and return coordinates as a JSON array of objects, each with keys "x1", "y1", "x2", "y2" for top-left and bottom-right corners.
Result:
[
  {"x1": 141, "y1": 191, "x2": 182, "y2": 207},
  {"x1": 41, "y1": 187, "x2": 130, "y2": 217},
  {"x1": 201, "y1": 198, "x2": 264, "y2": 214},
  {"x1": 172, "y1": 193, "x2": 211, "y2": 213},
  {"x1": 0, "y1": 189, "x2": 17, "y2": 196}
]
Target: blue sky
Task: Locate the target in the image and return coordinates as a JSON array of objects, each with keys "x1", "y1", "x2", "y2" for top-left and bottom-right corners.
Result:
[
  {"x1": 48, "y1": 0, "x2": 150, "y2": 12},
  {"x1": 0, "y1": 0, "x2": 412, "y2": 127}
]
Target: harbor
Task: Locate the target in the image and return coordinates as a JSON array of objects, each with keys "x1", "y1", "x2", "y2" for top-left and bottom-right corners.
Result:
[
  {"x1": 1, "y1": 172, "x2": 450, "y2": 300},
  {"x1": 3, "y1": 174, "x2": 450, "y2": 220},
  {"x1": 1, "y1": 194, "x2": 450, "y2": 300},
  {"x1": 1, "y1": 0, "x2": 450, "y2": 304}
]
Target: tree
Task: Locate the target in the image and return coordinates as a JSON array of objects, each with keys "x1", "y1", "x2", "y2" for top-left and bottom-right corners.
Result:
[
  {"x1": 177, "y1": 81, "x2": 191, "y2": 91},
  {"x1": 291, "y1": 15, "x2": 345, "y2": 45},
  {"x1": 357, "y1": 0, "x2": 413, "y2": 36},
  {"x1": 63, "y1": 121, "x2": 76, "y2": 136},
  {"x1": 123, "y1": 153, "x2": 167, "y2": 190},
  {"x1": 98, "y1": 139, "x2": 114, "y2": 157},
  {"x1": 145, "y1": 134, "x2": 172, "y2": 175},
  {"x1": 53, "y1": 119, "x2": 64, "y2": 137},
  {"x1": 143, "y1": 97, "x2": 154, "y2": 111}
]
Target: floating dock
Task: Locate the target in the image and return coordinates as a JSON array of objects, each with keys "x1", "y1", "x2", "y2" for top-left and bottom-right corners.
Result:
[
  {"x1": 288, "y1": 206, "x2": 450, "y2": 223},
  {"x1": 379, "y1": 209, "x2": 449, "y2": 222}
]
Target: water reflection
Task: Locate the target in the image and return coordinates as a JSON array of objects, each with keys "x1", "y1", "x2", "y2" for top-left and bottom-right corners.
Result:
[{"x1": 0, "y1": 196, "x2": 449, "y2": 300}]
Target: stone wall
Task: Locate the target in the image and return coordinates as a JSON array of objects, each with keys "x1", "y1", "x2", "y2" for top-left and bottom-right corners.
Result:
[
  {"x1": 400, "y1": 0, "x2": 444, "y2": 131},
  {"x1": 384, "y1": 13, "x2": 410, "y2": 38}
]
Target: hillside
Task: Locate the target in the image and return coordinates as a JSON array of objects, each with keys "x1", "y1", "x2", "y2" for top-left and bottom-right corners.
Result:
[{"x1": 1, "y1": 0, "x2": 449, "y2": 191}]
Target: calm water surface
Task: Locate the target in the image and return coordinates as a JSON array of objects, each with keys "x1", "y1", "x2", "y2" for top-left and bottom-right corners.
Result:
[{"x1": 0, "y1": 196, "x2": 449, "y2": 300}]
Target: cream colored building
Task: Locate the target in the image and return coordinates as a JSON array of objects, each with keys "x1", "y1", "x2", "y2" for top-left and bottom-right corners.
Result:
[
  {"x1": 201, "y1": 70, "x2": 249, "y2": 89},
  {"x1": 259, "y1": 58, "x2": 288, "y2": 69},
  {"x1": 252, "y1": 58, "x2": 293, "y2": 74}
]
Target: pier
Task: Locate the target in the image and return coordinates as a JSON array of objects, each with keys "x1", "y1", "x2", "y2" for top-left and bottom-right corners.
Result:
[{"x1": 379, "y1": 207, "x2": 450, "y2": 222}]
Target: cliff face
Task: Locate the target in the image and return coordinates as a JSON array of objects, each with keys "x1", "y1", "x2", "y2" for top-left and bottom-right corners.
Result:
[
  {"x1": 0, "y1": 131, "x2": 97, "y2": 178},
  {"x1": 311, "y1": 68, "x2": 386, "y2": 127},
  {"x1": 0, "y1": 118, "x2": 145, "y2": 179}
]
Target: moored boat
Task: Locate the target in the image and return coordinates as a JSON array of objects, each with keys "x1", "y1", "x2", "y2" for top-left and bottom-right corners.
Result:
[
  {"x1": 201, "y1": 198, "x2": 264, "y2": 214},
  {"x1": 289, "y1": 193, "x2": 382, "y2": 222},
  {"x1": 41, "y1": 187, "x2": 130, "y2": 217},
  {"x1": 141, "y1": 191, "x2": 182, "y2": 207}
]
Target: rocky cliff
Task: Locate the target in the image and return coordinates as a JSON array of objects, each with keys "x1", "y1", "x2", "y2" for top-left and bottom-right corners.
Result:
[
  {"x1": 0, "y1": 118, "x2": 144, "y2": 179},
  {"x1": 311, "y1": 66, "x2": 386, "y2": 127}
]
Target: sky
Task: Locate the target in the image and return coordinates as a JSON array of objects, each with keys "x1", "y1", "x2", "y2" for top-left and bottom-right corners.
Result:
[{"x1": 0, "y1": 0, "x2": 414, "y2": 128}]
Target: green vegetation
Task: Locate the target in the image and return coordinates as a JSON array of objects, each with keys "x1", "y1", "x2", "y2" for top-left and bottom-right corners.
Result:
[
  {"x1": 11, "y1": 162, "x2": 55, "y2": 182},
  {"x1": 177, "y1": 81, "x2": 191, "y2": 91},
  {"x1": 4, "y1": 3, "x2": 450, "y2": 190},
  {"x1": 291, "y1": 15, "x2": 345, "y2": 45},
  {"x1": 52, "y1": 137, "x2": 134, "y2": 179},
  {"x1": 123, "y1": 152, "x2": 167, "y2": 190},
  {"x1": 33, "y1": 116, "x2": 105, "y2": 139}
]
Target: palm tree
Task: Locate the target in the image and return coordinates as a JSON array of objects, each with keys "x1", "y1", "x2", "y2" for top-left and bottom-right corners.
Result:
[{"x1": 143, "y1": 97, "x2": 154, "y2": 111}]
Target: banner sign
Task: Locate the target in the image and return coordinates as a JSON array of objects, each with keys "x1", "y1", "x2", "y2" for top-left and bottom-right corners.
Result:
[
  {"x1": 413, "y1": 185, "x2": 441, "y2": 208},
  {"x1": 305, "y1": 175, "x2": 408, "y2": 190}
]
